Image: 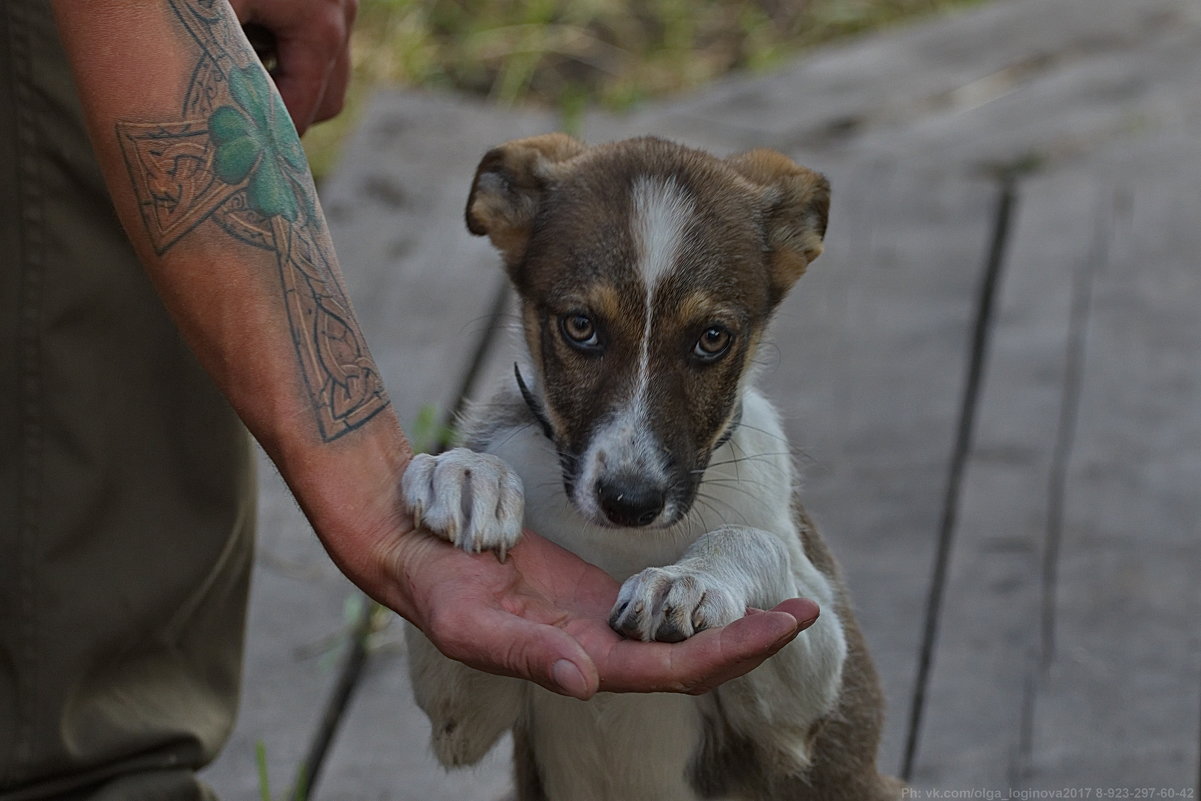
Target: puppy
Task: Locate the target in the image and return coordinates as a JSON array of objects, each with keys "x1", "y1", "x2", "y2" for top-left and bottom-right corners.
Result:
[{"x1": 401, "y1": 135, "x2": 900, "y2": 800}]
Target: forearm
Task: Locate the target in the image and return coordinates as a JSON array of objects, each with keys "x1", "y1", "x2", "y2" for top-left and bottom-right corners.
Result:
[{"x1": 51, "y1": 0, "x2": 413, "y2": 610}]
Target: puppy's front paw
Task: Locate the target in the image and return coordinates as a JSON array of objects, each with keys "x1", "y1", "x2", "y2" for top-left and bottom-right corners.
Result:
[
  {"x1": 609, "y1": 566, "x2": 744, "y2": 642},
  {"x1": 401, "y1": 448, "x2": 524, "y2": 558}
]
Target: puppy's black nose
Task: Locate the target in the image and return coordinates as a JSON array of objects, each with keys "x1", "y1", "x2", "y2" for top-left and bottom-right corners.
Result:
[{"x1": 597, "y1": 477, "x2": 665, "y2": 527}]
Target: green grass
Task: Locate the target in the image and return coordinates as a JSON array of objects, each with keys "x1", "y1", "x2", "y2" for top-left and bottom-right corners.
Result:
[{"x1": 303, "y1": 0, "x2": 988, "y2": 176}]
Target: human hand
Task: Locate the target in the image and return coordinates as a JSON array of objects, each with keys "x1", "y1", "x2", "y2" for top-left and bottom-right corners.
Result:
[
  {"x1": 384, "y1": 526, "x2": 819, "y2": 699},
  {"x1": 229, "y1": 0, "x2": 358, "y2": 134}
]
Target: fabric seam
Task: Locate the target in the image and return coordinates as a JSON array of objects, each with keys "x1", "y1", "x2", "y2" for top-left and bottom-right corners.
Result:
[{"x1": 7, "y1": 0, "x2": 45, "y2": 782}]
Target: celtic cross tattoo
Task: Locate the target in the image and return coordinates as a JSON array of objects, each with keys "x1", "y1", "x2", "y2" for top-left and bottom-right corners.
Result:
[{"x1": 116, "y1": 0, "x2": 387, "y2": 442}]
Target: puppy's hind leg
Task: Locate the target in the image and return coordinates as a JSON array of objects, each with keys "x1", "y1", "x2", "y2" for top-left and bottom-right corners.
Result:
[{"x1": 405, "y1": 624, "x2": 525, "y2": 767}]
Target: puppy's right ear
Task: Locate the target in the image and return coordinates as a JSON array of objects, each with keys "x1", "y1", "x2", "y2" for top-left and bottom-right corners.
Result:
[{"x1": 466, "y1": 133, "x2": 587, "y2": 265}]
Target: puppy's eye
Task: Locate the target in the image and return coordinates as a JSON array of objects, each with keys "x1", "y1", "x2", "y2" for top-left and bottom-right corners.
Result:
[
  {"x1": 560, "y1": 313, "x2": 600, "y2": 350},
  {"x1": 693, "y1": 326, "x2": 733, "y2": 361}
]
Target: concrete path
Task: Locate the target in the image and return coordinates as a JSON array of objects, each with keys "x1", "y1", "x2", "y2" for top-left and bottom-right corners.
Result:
[{"x1": 203, "y1": 0, "x2": 1201, "y2": 796}]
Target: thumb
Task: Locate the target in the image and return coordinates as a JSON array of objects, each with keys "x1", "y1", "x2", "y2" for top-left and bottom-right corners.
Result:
[{"x1": 439, "y1": 609, "x2": 600, "y2": 700}]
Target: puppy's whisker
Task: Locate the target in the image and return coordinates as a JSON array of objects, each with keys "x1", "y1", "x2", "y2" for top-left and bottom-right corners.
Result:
[
  {"x1": 697, "y1": 477, "x2": 774, "y2": 495},
  {"x1": 692, "y1": 492, "x2": 750, "y2": 527},
  {"x1": 476, "y1": 421, "x2": 539, "y2": 453},
  {"x1": 695, "y1": 451, "x2": 794, "y2": 471},
  {"x1": 689, "y1": 498, "x2": 722, "y2": 530},
  {"x1": 734, "y1": 423, "x2": 795, "y2": 448},
  {"x1": 697, "y1": 479, "x2": 770, "y2": 506}
]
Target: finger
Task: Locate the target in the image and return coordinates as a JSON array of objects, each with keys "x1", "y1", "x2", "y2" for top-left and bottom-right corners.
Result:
[
  {"x1": 592, "y1": 600, "x2": 819, "y2": 694},
  {"x1": 271, "y1": 36, "x2": 333, "y2": 135},
  {"x1": 676, "y1": 600, "x2": 820, "y2": 693},
  {"x1": 313, "y1": 0, "x2": 356, "y2": 123},
  {"x1": 766, "y1": 597, "x2": 821, "y2": 626},
  {"x1": 312, "y1": 42, "x2": 350, "y2": 124},
  {"x1": 427, "y1": 599, "x2": 601, "y2": 701}
]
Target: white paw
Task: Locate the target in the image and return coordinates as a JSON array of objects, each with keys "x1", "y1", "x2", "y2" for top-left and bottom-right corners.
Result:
[
  {"x1": 609, "y1": 565, "x2": 745, "y2": 642},
  {"x1": 401, "y1": 448, "x2": 524, "y2": 558}
]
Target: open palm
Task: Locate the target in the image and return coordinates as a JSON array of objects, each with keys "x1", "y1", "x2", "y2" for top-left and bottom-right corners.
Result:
[{"x1": 399, "y1": 528, "x2": 818, "y2": 699}]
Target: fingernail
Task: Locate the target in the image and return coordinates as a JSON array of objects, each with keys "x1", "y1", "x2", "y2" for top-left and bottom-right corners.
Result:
[
  {"x1": 772, "y1": 615, "x2": 803, "y2": 648},
  {"x1": 774, "y1": 609, "x2": 820, "y2": 648},
  {"x1": 552, "y1": 659, "x2": 588, "y2": 699}
]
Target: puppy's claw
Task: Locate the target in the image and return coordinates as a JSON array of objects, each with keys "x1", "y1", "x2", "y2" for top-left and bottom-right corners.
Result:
[
  {"x1": 611, "y1": 566, "x2": 743, "y2": 642},
  {"x1": 400, "y1": 448, "x2": 525, "y2": 558}
]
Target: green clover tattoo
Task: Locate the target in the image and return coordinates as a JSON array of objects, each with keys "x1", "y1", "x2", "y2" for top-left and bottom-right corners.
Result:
[
  {"x1": 209, "y1": 65, "x2": 307, "y2": 221},
  {"x1": 117, "y1": 0, "x2": 390, "y2": 441}
]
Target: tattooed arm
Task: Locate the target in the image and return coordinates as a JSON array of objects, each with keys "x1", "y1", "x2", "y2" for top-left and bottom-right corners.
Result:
[{"x1": 50, "y1": 0, "x2": 813, "y2": 699}]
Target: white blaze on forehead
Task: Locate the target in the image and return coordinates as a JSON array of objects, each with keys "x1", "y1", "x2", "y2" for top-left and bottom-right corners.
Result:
[
  {"x1": 629, "y1": 176, "x2": 694, "y2": 408},
  {"x1": 631, "y1": 176, "x2": 694, "y2": 286},
  {"x1": 629, "y1": 177, "x2": 693, "y2": 389},
  {"x1": 569, "y1": 178, "x2": 694, "y2": 527},
  {"x1": 630, "y1": 175, "x2": 694, "y2": 359}
]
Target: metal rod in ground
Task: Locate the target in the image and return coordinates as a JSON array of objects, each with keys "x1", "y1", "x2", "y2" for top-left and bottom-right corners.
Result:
[
  {"x1": 901, "y1": 176, "x2": 1016, "y2": 781},
  {"x1": 291, "y1": 596, "x2": 376, "y2": 801}
]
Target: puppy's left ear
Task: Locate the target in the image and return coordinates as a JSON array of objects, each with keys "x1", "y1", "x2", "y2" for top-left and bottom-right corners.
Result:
[{"x1": 725, "y1": 149, "x2": 830, "y2": 298}]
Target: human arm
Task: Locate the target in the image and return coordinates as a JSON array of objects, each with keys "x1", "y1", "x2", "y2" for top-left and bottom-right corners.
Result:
[{"x1": 49, "y1": 0, "x2": 814, "y2": 698}]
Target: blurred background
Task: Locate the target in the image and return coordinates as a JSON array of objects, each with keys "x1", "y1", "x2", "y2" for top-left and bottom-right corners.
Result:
[
  {"x1": 208, "y1": 0, "x2": 1201, "y2": 795},
  {"x1": 305, "y1": 0, "x2": 986, "y2": 175}
]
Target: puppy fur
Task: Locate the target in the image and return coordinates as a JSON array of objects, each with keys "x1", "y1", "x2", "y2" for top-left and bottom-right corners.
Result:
[{"x1": 401, "y1": 135, "x2": 901, "y2": 800}]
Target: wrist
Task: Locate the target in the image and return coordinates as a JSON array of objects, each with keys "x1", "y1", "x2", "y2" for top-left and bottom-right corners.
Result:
[{"x1": 264, "y1": 409, "x2": 423, "y2": 612}]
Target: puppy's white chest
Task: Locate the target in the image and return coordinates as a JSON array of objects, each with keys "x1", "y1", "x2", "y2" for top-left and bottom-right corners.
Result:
[{"x1": 528, "y1": 690, "x2": 713, "y2": 801}]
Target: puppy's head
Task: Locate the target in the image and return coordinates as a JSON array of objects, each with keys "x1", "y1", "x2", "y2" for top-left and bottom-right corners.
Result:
[{"x1": 467, "y1": 135, "x2": 829, "y2": 529}]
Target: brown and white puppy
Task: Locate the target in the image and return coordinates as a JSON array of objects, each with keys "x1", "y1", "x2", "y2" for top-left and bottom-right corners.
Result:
[{"x1": 401, "y1": 135, "x2": 901, "y2": 801}]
